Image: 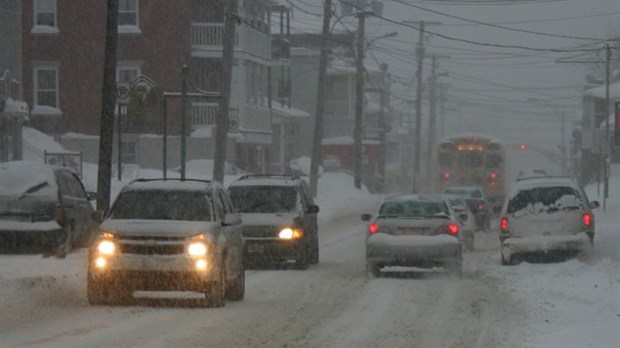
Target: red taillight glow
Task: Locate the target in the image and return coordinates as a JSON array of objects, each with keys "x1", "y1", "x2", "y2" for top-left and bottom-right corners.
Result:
[
  {"x1": 369, "y1": 223, "x2": 379, "y2": 234},
  {"x1": 478, "y1": 202, "x2": 486, "y2": 211},
  {"x1": 443, "y1": 172, "x2": 451, "y2": 180},
  {"x1": 490, "y1": 172, "x2": 497, "y2": 179},
  {"x1": 582, "y1": 213, "x2": 592, "y2": 228},
  {"x1": 55, "y1": 204, "x2": 66, "y2": 225},
  {"x1": 500, "y1": 217, "x2": 509, "y2": 231},
  {"x1": 448, "y1": 223, "x2": 459, "y2": 235}
]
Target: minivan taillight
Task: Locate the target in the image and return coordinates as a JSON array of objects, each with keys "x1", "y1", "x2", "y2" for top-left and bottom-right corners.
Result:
[
  {"x1": 447, "y1": 223, "x2": 459, "y2": 235},
  {"x1": 369, "y1": 223, "x2": 379, "y2": 234},
  {"x1": 500, "y1": 217, "x2": 509, "y2": 232},
  {"x1": 582, "y1": 213, "x2": 592, "y2": 228},
  {"x1": 55, "y1": 204, "x2": 66, "y2": 225}
]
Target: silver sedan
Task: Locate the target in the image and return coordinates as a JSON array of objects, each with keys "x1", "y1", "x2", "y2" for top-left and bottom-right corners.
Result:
[{"x1": 362, "y1": 194, "x2": 465, "y2": 277}]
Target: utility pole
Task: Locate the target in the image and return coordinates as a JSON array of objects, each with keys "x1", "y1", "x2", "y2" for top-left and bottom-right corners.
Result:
[
  {"x1": 213, "y1": 0, "x2": 237, "y2": 184},
  {"x1": 309, "y1": 0, "x2": 331, "y2": 197},
  {"x1": 96, "y1": 0, "x2": 119, "y2": 211},
  {"x1": 603, "y1": 44, "x2": 610, "y2": 211},
  {"x1": 353, "y1": 11, "x2": 372, "y2": 189},
  {"x1": 560, "y1": 110, "x2": 567, "y2": 176},
  {"x1": 426, "y1": 55, "x2": 437, "y2": 184},
  {"x1": 404, "y1": 20, "x2": 440, "y2": 193}
]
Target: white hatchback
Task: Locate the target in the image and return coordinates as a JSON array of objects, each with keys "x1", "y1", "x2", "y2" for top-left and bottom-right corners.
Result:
[{"x1": 499, "y1": 177, "x2": 599, "y2": 265}]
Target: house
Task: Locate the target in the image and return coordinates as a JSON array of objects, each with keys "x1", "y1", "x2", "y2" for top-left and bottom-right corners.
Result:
[{"x1": 15, "y1": 0, "x2": 303, "y2": 173}]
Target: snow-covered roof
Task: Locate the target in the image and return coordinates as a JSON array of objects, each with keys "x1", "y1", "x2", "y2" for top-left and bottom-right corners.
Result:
[
  {"x1": 123, "y1": 179, "x2": 212, "y2": 192},
  {"x1": 583, "y1": 81, "x2": 620, "y2": 99}
]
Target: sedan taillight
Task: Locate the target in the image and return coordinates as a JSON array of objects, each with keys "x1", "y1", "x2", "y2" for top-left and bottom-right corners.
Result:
[
  {"x1": 500, "y1": 217, "x2": 509, "y2": 232},
  {"x1": 447, "y1": 223, "x2": 459, "y2": 235}
]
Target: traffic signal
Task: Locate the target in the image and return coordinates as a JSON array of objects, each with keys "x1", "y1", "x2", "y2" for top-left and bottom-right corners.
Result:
[{"x1": 519, "y1": 143, "x2": 527, "y2": 152}]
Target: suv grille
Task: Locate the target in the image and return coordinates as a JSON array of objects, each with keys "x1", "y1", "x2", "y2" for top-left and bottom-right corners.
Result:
[{"x1": 116, "y1": 235, "x2": 186, "y2": 255}]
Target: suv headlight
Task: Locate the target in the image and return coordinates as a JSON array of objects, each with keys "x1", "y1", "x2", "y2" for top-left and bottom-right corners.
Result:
[
  {"x1": 188, "y1": 242, "x2": 207, "y2": 256},
  {"x1": 187, "y1": 234, "x2": 212, "y2": 257},
  {"x1": 279, "y1": 227, "x2": 303, "y2": 240},
  {"x1": 96, "y1": 232, "x2": 116, "y2": 255}
]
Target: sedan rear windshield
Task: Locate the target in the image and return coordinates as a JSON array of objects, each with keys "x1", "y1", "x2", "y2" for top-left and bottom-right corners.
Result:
[
  {"x1": 379, "y1": 201, "x2": 449, "y2": 218},
  {"x1": 507, "y1": 186, "x2": 582, "y2": 214},
  {"x1": 109, "y1": 190, "x2": 212, "y2": 221}
]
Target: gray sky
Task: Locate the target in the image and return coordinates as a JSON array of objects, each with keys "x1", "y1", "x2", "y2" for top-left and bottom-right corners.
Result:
[{"x1": 283, "y1": 0, "x2": 619, "y2": 171}]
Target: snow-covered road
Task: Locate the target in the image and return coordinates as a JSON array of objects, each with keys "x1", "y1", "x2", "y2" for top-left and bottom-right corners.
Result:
[{"x1": 1, "y1": 169, "x2": 618, "y2": 348}]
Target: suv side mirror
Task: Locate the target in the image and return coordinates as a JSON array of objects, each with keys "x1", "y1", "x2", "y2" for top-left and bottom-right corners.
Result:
[
  {"x1": 306, "y1": 205, "x2": 320, "y2": 214},
  {"x1": 86, "y1": 191, "x2": 99, "y2": 201},
  {"x1": 91, "y1": 210, "x2": 106, "y2": 223},
  {"x1": 590, "y1": 200, "x2": 600, "y2": 209},
  {"x1": 223, "y1": 213, "x2": 242, "y2": 226}
]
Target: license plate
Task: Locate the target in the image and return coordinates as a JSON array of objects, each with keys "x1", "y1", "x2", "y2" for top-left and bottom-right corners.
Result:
[
  {"x1": 247, "y1": 244, "x2": 264, "y2": 253},
  {"x1": 401, "y1": 227, "x2": 426, "y2": 235}
]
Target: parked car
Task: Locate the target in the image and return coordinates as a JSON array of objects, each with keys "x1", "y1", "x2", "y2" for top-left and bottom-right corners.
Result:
[
  {"x1": 499, "y1": 176, "x2": 599, "y2": 265},
  {"x1": 443, "y1": 194, "x2": 476, "y2": 251},
  {"x1": 88, "y1": 178, "x2": 244, "y2": 307},
  {"x1": 0, "y1": 161, "x2": 98, "y2": 258},
  {"x1": 362, "y1": 194, "x2": 465, "y2": 277},
  {"x1": 227, "y1": 174, "x2": 320, "y2": 269},
  {"x1": 443, "y1": 186, "x2": 492, "y2": 231}
]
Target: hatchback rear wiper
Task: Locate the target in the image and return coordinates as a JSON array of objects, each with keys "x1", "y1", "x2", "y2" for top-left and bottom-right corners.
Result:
[{"x1": 19, "y1": 182, "x2": 49, "y2": 199}]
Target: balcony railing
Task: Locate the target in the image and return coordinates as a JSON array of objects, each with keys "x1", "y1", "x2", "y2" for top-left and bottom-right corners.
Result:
[
  {"x1": 191, "y1": 22, "x2": 271, "y2": 60},
  {"x1": 192, "y1": 102, "x2": 240, "y2": 129}
]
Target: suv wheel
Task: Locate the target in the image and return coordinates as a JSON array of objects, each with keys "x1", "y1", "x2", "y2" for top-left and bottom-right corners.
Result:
[
  {"x1": 87, "y1": 273, "x2": 109, "y2": 305},
  {"x1": 294, "y1": 244, "x2": 309, "y2": 270},
  {"x1": 206, "y1": 263, "x2": 226, "y2": 307},
  {"x1": 310, "y1": 237, "x2": 319, "y2": 264},
  {"x1": 55, "y1": 224, "x2": 73, "y2": 259},
  {"x1": 226, "y1": 261, "x2": 245, "y2": 301}
]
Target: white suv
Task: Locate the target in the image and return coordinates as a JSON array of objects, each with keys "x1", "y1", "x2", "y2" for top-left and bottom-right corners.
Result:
[{"x1": 499, "y1": 176, "x2": 599, "y2": 265}]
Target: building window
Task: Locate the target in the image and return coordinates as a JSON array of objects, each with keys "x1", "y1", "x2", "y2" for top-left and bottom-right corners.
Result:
[
  {"x1": 118, "y1": 0, "x2": 140, "y2": 33},
  {"x1": 32, "y1": 0, "x2": 58, "y2": 33},
  {"x1": 117, "y1": 63, "x2": 141, "y2": 84},
  {"x1": 34, "y1": 65, "x2": 58, "y2": 108}
]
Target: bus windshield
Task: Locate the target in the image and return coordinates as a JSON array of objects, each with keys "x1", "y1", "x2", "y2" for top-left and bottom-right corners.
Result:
[{"x1": 458, "y1": 152, "x2": 483, "y2": 168}]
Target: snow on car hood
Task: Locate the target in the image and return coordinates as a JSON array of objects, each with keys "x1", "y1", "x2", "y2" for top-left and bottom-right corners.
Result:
[
  {"x1": 99, "y1": 219, "x2": 216, "y2": 238},
  {"x1": 237, "y1": 212, "x2": 300, "y2": 226}
]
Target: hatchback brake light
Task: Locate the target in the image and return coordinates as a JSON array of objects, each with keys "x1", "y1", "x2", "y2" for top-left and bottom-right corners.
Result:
[
  {"x1": 582, "y1": 213, "x2": 592, "y2": 228},
  {"x1": 369, "y1": 223, "x2": 379, "y2": 234},
  {"x1": 478, "y1": 202, "x2": 486, "y2": 212}
]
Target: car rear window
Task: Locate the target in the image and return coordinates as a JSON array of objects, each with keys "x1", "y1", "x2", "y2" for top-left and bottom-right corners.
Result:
[
  {"x1": 507, "y1": 186, "x2": 583, "y2": 214},
  {"x1": 109, "y1": 190, "x2": 212, "y2": 221},
  {"x1": 379, "y1": 200, "x2": 449, "y2": 218},
  {"x1": 228, "y1": 186, "x2": 300, "y2": 213}
]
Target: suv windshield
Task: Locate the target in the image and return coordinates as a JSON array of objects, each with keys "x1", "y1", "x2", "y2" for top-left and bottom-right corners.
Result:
[
  {"x1": 379, "y1": 200, "x2": 449, "y2": 218},
  {"x1": 445, "y1": 188, "x2": 482, "y2": 198},
  {"x1": 109, "y1": 190, "x2": 212, "y2": 221},
  {"x1": 507, "y1": 186, "x2": 582, "y2": 214},
  {"x1": 229, "y1": 186, "x2": 300, "y2": 213}
]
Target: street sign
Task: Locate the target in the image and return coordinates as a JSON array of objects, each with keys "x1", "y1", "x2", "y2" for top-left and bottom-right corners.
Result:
[{"x1": 116, "y1": 82, "x2": 130, "y2": 104}]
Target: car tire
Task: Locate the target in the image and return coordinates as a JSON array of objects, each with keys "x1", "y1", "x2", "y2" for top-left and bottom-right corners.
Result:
[
  {"x1": 206, "y1": 263, "x2": 226, "y2": 307},
  {"x1": 55, "y1": 224, "x2": 73, "y2": 259},
  {"x1": 367, "y1": 261, "x2": 381, "y2": 277},
  {"x1": 226, "y1": 261, "x2": 245, "y2": 301},
  {"x1": 87, "y1": 274, "x2": 109, "y2": 305},
  {"x1": 295, "y1": 244, "x2": 309, "y2": 270},
  {"x1": 446, "y1": 261, "x2": 462, "y2": 278},
  {"x1": 310, "y1": 236, "x2": 319, "y2": 264}
]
